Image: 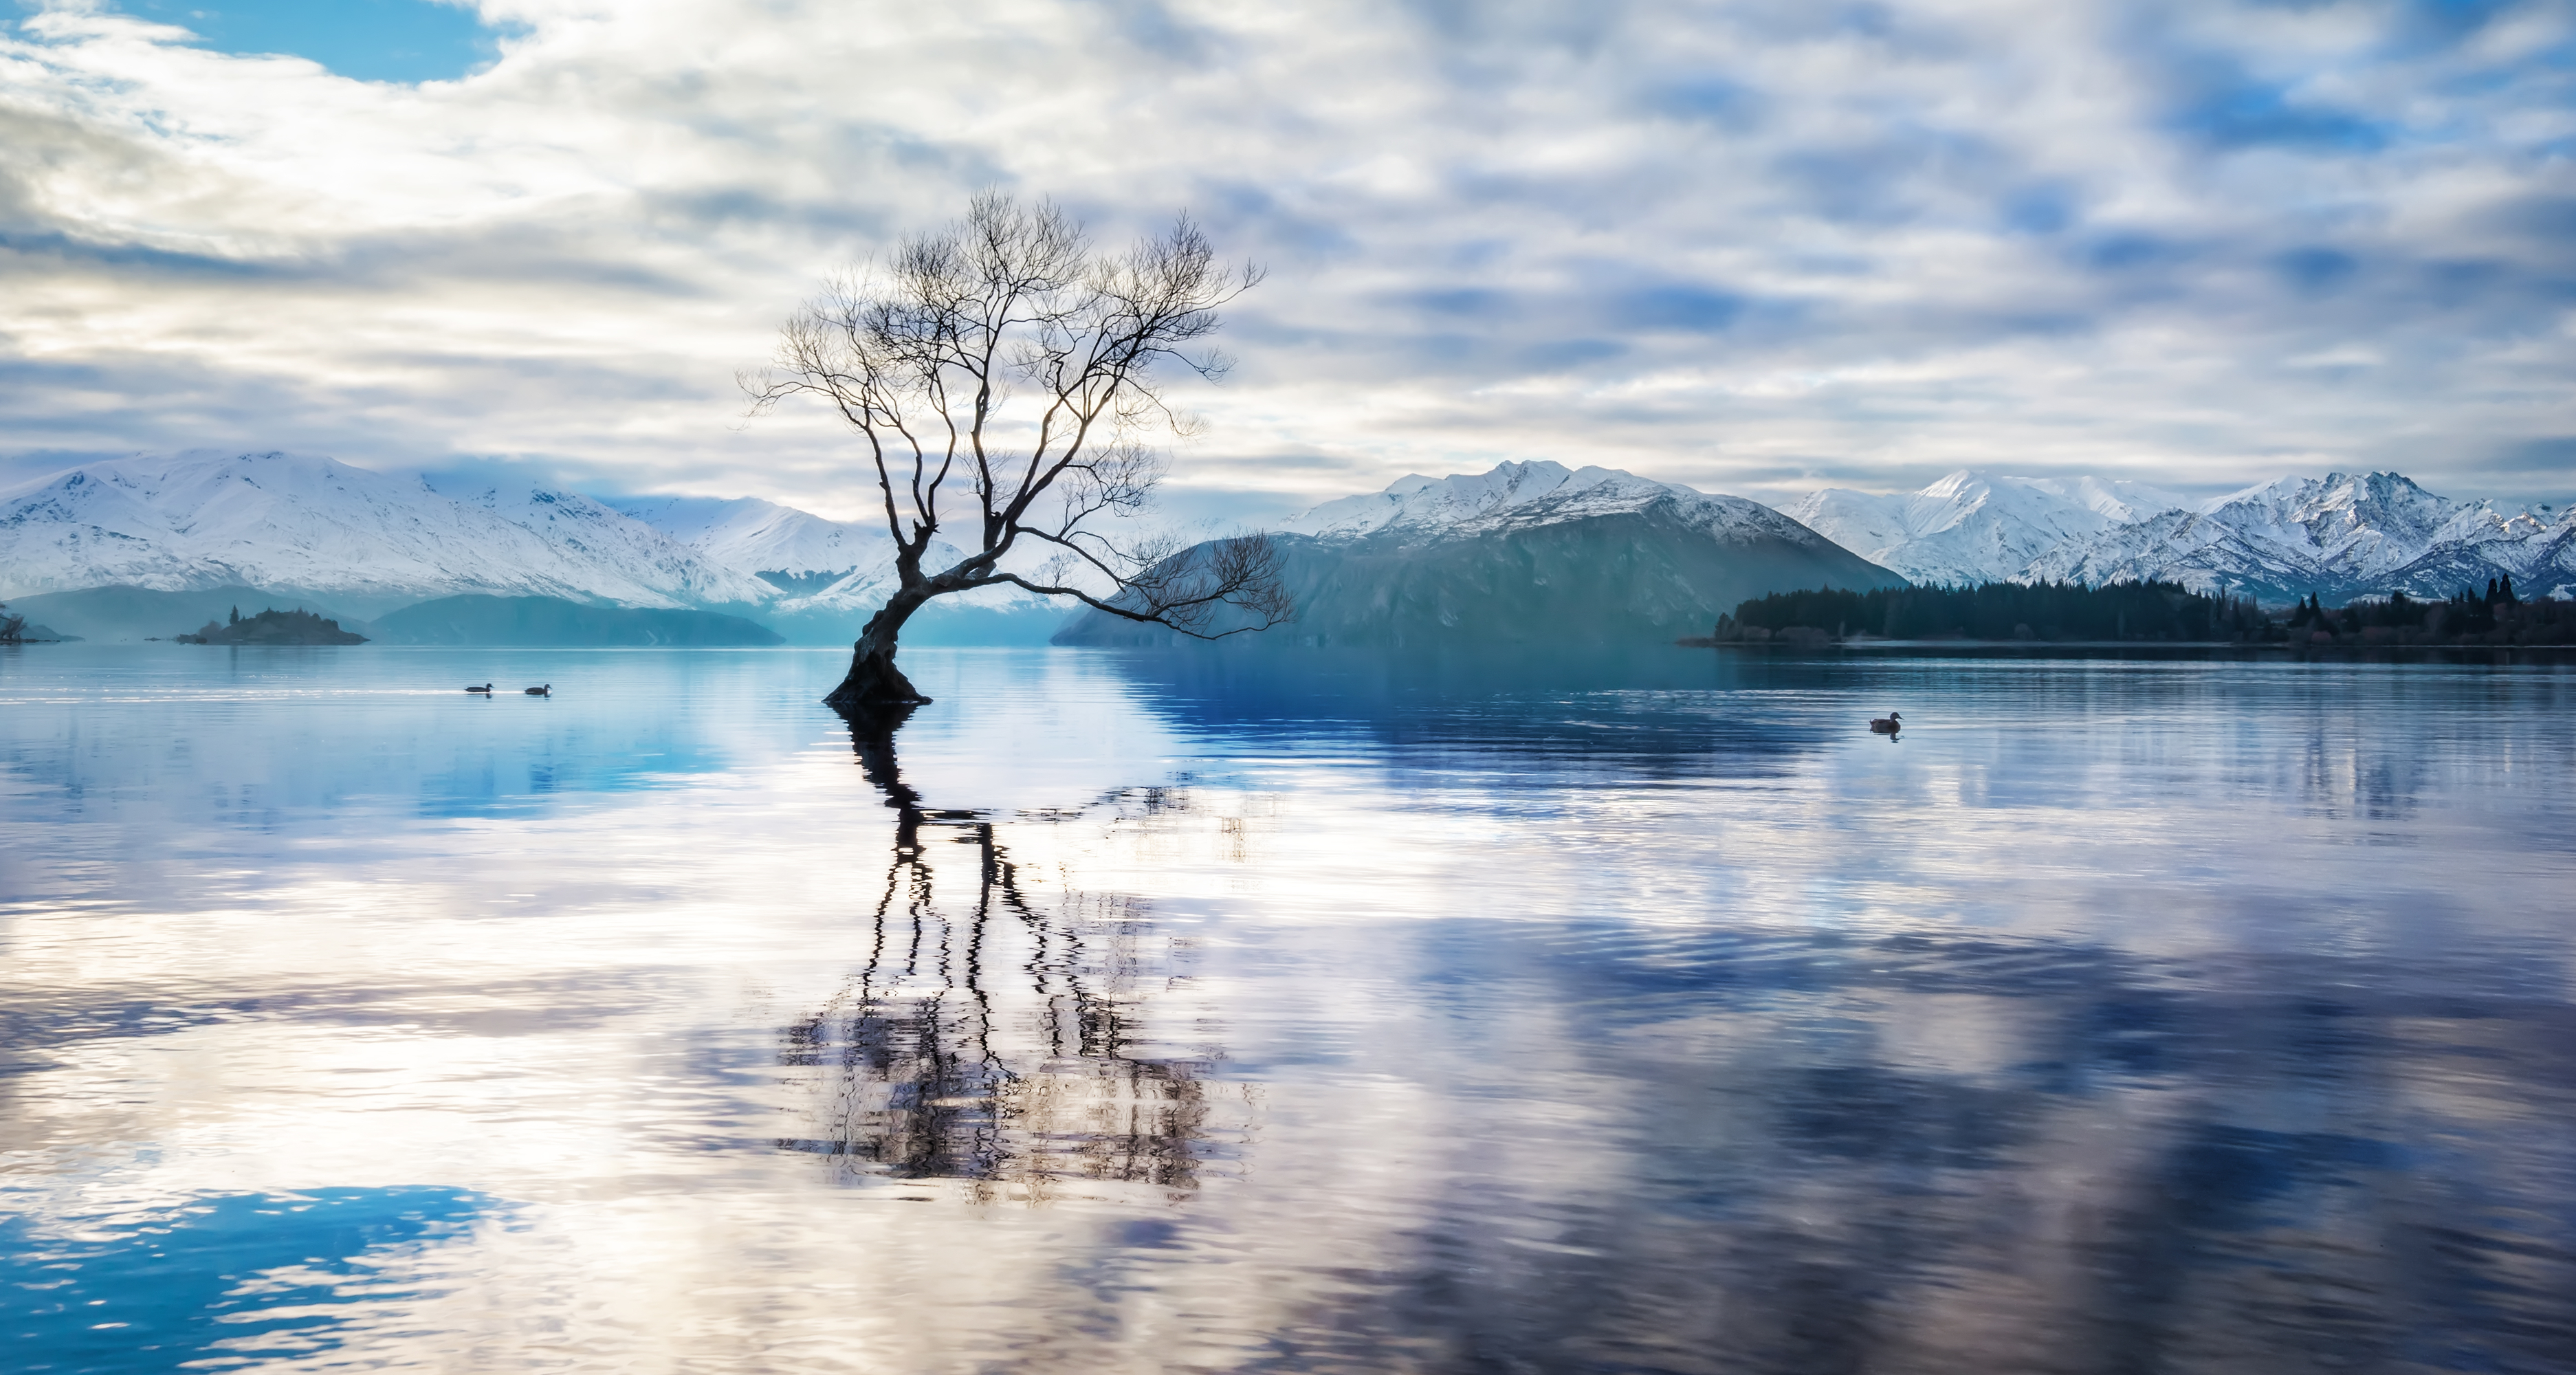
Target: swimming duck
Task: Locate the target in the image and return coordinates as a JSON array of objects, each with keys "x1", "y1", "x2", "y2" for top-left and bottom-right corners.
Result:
[
  {"x1": 523, "y1": 684, "x2": 550, "y2": 696},
  {"x1": 1869, "y1": 711, "x2": 1902, "y2": 733},
  {"x1": 465, "y1": 683, "x2": 494, "y2": 694}
]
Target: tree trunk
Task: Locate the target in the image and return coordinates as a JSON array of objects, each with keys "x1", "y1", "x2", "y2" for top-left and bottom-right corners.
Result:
[{"x1": 824, "y1": 595, "x2": 932, "y2": 709}]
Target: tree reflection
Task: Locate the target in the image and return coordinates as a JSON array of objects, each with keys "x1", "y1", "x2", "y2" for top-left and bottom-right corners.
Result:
[{"x1": 774, "y1": 705, "x2": 1225, "y2": 1202}]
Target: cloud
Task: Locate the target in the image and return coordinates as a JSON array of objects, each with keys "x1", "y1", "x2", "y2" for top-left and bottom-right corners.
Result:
[{"x1": 1, "y1": 0, "x2": 2571, "y2": 520}]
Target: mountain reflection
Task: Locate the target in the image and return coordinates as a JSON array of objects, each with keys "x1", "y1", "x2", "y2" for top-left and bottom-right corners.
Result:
[{"x1": 773, "y1": 706, "x2": 1229, "y2": 1201}]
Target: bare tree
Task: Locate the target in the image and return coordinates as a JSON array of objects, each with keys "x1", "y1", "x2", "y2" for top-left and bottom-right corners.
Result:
[{"x1": 746, "y1": 193, "x2": 1294, "y2": 710}]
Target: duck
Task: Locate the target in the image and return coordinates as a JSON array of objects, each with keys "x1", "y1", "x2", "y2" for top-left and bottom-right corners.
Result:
[
  {"x1": 1869, "y1": 711, "x2": 1902, "y2": 734},
  {"x1": 465, "y1": 683, "x2": 494, "y2": 694},
  {"x1": 523, "y1": 684, "x2": 551, "y2": 696}
]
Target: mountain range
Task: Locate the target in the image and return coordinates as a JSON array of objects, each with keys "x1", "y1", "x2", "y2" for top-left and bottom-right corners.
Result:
[
  {"x1": 1792, "y1": 470, "x2": 2575, "y2": 604},
  {"x1": 3, "y1": 449, "x2": 2565, "y2": 647}
]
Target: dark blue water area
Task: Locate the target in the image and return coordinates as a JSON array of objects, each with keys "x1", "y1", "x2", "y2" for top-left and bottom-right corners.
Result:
[
  {"x1": 1095, "y1": 645, "x2": 1831, "y2": 780},
  {"x1": 1, "y1": 1187, "x2": 491, "y2": 1372}
]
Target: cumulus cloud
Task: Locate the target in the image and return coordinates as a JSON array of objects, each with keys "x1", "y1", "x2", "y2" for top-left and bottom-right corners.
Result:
[{"x1": 1, "y1": 0, "x2": 2571, "y2": 520}]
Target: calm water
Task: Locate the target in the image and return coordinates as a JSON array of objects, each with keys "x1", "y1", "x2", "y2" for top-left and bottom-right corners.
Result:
[{"x1": 3, "y1": 644, "x2": 2573, "y2": 1374}]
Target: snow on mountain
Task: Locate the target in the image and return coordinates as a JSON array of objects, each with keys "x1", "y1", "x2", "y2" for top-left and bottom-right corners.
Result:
[
  {"x1": 2377, "y1": 506, "x2": 2576, "y2": 602},
  {"x1": 2193, "y1": 472, "x2": 2483, "y2": 585},
  {"x1": 1785, "y1": 470, "x2": 2188, "y2": 586},
  {"x1": 0, "y1": 450, "x2": 769, "y2": 610},
  {"x1": 602, "y1": 494, "x2": 897, "y2": 592},
  {"x1": 16, "y1": 450, "x2": 2551, "y2": 642},
  {"x1": 430, "y1": 475, "x2": 773, "y2": 606},
  {"x1": 2014, "y1": 509, "x2": 2331, "y2": 602},
  {"x1": 605, "y1": 494, "x2": 1067, "y2": 634},
  {"x1": 1789, "y1": 468, "x2": 2570, "y2": 603},
  {"x1": 1060, "y1": 461, "x2": 1903, "y2": 647},
  {"x1": 762, "y1": 548, "x2": 1061, "y2": 626},
  {"x1": 1281, "y1": 459, "x2": 1848, "y2": 551},
  {"x1": 2021, "y1": 472, "x2": 2559, "y2": 603}
]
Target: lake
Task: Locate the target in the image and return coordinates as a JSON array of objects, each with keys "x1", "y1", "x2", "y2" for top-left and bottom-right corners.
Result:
[{"x1": 3, "y1": 643, "x2": 2572, "y2": 1374}]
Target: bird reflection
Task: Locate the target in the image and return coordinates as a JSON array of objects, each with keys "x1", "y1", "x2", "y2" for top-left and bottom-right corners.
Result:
[{"x1": 775, "y1": 705, "x2": 1226, "y2": 1202}]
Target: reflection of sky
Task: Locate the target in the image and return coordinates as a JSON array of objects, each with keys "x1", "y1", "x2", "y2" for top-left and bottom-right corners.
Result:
[
  {"x1": 2, "y1": 646, "x2": 2573, "y2": 1369},
  {"x1": 1, "y1": 1187, "x2": 490, "y2": 1370}
]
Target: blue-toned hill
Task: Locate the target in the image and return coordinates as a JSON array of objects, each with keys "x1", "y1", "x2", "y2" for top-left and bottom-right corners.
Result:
[
  {"x1": 1056, "y1": 462, "x2": 1902, "y2": 648},
  {"x1": 369, "y1": 595, "x2": 782, "y2": 646}
]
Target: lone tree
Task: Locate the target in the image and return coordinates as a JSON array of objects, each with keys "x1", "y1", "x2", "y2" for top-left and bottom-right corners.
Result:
[{"x1": 747, "y1": 193, "x2": 1293, "y2": 710}]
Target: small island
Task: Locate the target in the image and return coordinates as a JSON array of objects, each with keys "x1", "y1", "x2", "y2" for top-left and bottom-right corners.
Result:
[{"x1": 176, "y1": 606, "x2": 368, "y2": 646}]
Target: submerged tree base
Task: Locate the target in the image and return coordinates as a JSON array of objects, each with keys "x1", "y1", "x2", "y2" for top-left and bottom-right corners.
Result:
[{"x1": 822, "y1": 654, "x2": 931, "y2": 710}]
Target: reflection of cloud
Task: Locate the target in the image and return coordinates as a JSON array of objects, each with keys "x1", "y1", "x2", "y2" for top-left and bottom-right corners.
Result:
[
  {"x1": 3, "y1": 649, "x2": 2574, "y2": 1366},
  {"x1": 1, "y1": 1, "x2": 2572, "y2": 515}
]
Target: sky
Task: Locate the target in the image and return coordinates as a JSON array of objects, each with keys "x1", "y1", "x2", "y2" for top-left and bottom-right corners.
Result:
[{"x1": 1, "y1": 0, "x2": 2571, "y2": 525}]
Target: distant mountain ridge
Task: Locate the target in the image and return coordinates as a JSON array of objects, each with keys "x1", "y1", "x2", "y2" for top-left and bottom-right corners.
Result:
[
  {"x1": 601, "y1": 494, "x2": 897, "y2": 590},
  {"x1": 1785, "y1": 472, "x2": 2187, "y2": 590},
  {"x1": 1794, "y1": 469, "x2": 2573, "y2": 603},
  {"x1": 0, "y1": 450, "x2": 768, "y2": 615},
  {"x1": 600, "y1": 493, "x2": 1064, "y2": 644}
]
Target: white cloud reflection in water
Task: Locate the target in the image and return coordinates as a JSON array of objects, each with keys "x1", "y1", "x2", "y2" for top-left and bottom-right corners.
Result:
[{"x1": 1, "y1": 644, "x2": 2573, "y2": 1372}]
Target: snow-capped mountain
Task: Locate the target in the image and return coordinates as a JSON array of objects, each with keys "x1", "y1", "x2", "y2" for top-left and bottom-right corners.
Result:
[
  {"x1": 602, "y1": 494, "x2": 899, "y2": 593},
  {"x1": 1059, "y1": 461, "x2": 1904, "y2": 647},
  {"x1": 603, "y1": 493, "x2": 1067, "y2": 641},
  {"x1": 1281, "y1": 459, "x2": 1849, "y2": 551},
  {"x1": 2380, "y1": 507, "x2": 2576, "y2": 602},
  {"x1": 2021, "y1": 472, "x2": 2573, "y2": 603},
  {"x1": 1792, "y1": 468, "x2": 2572, "y2": 603},
  {"x1": 0, "y1": 451, "x2": 1079, "y2": 643},
  {"x1": 1785, "y1": 471, "x2": 2187, "y2": 587},
  {"x1": 0, "y1": 450, "x2": 770, "y2": 614}
]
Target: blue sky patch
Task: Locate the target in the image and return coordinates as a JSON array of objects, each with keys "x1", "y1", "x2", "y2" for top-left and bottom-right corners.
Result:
[
  {"x1": 2081, "y1": 233, "x2": 2195, "y2": 274},
  {"x1": 2002, "y1": 186, "x2": 2076, "y2": 236},
  {"x1": 2170, "y1": 72, "x2": 2392, "y2": 153},
  {"x1": 2275, "y1": 246, "x2": 2360, "y2": 294},
  {"x1": 1616, "y1": 285, "x2": 1747, "y2": 334},
  {"x1": 113, "y1": 0, "x2": 505, "y2": 83}
]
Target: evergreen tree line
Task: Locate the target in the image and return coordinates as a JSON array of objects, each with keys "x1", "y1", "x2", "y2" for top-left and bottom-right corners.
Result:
[
  {"x1": 1708, "y1": 577, "x2": 2573, "y2": 646},
  {"x1": 1716, "y1": 580, "x2": 2258, "y2": 643},
  {"x1": 2279, "y1": 579, "x2": 2573, "y2": 644}
]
